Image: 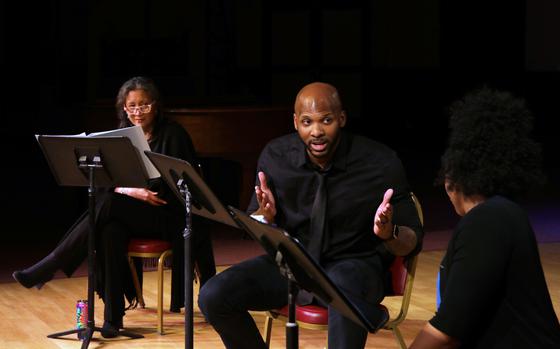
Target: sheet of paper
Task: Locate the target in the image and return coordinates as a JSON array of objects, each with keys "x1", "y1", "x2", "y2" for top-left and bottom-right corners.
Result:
[
  {"x1": 35, "y1": 132, "x2": 86, "y2": 141},
  {"x1": 88, "y1": 125, "x2": 160, "y2": 178}
]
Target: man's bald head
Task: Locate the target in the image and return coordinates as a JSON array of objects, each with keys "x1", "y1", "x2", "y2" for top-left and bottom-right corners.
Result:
[
  {"x1": 292, "y1": 82, "x2": 347, "y2": 168},
  {"x1": 294, "y1": 82, "x2": 343, "y2": 115}
]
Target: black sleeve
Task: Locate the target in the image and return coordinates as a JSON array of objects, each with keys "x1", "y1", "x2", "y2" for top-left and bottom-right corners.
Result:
[{"x1": 429, "y1": 209, "x2": 510, "y2": 341}]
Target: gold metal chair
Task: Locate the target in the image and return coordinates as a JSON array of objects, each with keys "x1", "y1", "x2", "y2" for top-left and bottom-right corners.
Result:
[
  {"x1": 127, "y1": 238, "x2": 173, "y2": 334},
  {"x1": 263, "y1": 192, "x2": 424, "y2": 348},
  {"x1": 383, "y1": 192, "x2": 423, "y2": 347}
]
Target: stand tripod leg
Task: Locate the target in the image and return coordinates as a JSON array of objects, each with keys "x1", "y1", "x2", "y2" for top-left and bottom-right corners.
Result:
[
  {"x1": 47, "y1": 327, "x2": 86, "y2": 339},
  {"x1": 78, "y1": 326, "x2": 140, "y2": 349},
  {"x1": 48, "y1": 325, "x2": 143, "y2": 343},
  {"x1": 80, "y1": 328, "x2": 94, "y2": 349},
  {"x1": 102, "y1": 328, "x2": 145, "y2": 340}
]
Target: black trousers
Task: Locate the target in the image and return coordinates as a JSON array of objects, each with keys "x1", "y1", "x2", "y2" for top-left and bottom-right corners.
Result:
[
  {"x1": 50, "y1": 192, "x2": 215, "y2": 323},
  {"x1": 198, "y1": 254, "x2": 386, "y2": 349}
]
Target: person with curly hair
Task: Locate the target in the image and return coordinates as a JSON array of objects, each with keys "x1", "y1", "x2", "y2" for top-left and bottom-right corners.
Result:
[{"x1": 410, "y1": 87, "x2": 560, "y2": 348}]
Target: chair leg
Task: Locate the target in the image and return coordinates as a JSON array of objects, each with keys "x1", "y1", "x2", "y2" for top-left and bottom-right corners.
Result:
[
  {"x1": 263, "y1": 314, "x2": 273, "y2": 348},
  {"x1": 157, "y1": 250, "x2": 172, "y2": 335},
  {"x1": 128, "y1": 256, "x2": 146, "y2": 308},
  {"x1": 392, "y1": 326, "x2": 407, "y2": 349}
]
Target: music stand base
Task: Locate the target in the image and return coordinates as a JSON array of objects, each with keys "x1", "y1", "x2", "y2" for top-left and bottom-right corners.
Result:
[{"x1": 48, "y1": 326, "x2": 144, "y2": 347}]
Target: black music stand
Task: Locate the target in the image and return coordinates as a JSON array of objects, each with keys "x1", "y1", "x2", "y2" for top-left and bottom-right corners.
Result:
[
  {"x1": 228, "y1": 207, "x2": 389, "y2": 349},
  {"x1": 36, "y1": 135, "x2": 146, "y2": 348},
  {"x1": 144, "y1": 151, "x2": 239, "y2": 349}
]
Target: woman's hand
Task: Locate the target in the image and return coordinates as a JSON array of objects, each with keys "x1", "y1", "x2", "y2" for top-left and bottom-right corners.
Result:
[{"x1": 115, "y1": 187, "x2": 167, "y2": 206}]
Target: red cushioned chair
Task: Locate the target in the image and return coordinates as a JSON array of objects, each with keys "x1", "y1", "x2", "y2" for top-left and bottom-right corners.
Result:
[
  {"x1": 128, "y1": 238, "x2": 173, "y2": 334},
  {"x1": 263, "y1": 192, "x2": 423, "y2": 348}
]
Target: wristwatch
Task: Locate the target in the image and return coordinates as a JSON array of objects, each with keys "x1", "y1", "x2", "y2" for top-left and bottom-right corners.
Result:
[{"x1": 383, "y1": 224, "x2": 399, "y2": 241}]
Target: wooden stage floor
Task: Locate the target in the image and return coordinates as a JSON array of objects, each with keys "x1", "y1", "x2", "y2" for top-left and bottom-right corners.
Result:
[{"x1": 1, "y1": 243, "x2": 559, "y2": 349}]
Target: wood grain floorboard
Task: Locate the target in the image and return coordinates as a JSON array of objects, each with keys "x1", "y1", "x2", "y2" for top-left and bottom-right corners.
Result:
[{"x1": 1, "y1": 243, "x2": 558, "y2": 349}]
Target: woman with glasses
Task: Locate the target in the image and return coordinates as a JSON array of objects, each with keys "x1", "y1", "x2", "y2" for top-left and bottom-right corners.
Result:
[{"x1": 13, "y1": 76, "x2": 216, "y2": 337}]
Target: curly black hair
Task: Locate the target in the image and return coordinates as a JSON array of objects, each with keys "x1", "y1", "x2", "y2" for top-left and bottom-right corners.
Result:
[{"x1": 437, "y1": 87, "x2": 544, "y2": 199}]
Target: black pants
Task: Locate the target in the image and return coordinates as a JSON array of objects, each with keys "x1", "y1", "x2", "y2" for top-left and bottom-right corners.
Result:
[
  {"x1": 198, "y1": 254, "x2": 386, "y2": 349},
  {"x1": 50, "y1": 192, "x2": 215, "y2": 323}
]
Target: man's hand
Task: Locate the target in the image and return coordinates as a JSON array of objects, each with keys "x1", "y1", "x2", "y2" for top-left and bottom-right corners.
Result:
[
  {"x1": 254, "y1": 171, "x2": 276, "y2": 224},
  {"x1": 115, "y1": 187, "x2": 167, "y2": 206},
  {"x1": 374, "y1": 188, "x2": 394, "y2": 240},
  {"x1": 374, "y1": 188, "x2": 419, "y2": 255}
]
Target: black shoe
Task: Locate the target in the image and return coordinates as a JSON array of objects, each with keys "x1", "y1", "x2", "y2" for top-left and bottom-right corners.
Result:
[
  {"x1": 12, "y1": 253, "x2": 58, "y2": 289},
  {"x1": 12, "y1": 270, "x2": 53, "y2": 290},
  {"x1": 101, "y1": 319, "x2": 123, "y2": 338}
]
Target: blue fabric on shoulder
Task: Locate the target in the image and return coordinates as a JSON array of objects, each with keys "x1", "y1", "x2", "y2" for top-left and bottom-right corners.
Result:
[{"x1": 436, "y1": 270, "x2": 441, "y2": 310}]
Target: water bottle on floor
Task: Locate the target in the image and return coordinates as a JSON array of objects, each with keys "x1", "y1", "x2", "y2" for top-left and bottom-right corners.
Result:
[{"x1": 76, "y1": 299, "x2": 88, "y2": 340}]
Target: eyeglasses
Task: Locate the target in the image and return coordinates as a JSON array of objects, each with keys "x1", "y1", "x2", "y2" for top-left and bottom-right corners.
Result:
[{"x1": 124, "y1": 103, "x2": 154, "y2": 115}]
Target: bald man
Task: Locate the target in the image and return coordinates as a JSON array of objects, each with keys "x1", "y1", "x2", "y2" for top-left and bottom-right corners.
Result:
[{"x1": 199, "y1": 82, "x2": 423, "y2": 349}]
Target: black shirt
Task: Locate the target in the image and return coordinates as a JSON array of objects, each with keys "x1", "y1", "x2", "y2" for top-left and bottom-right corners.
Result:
[
  {"x1": 430, "y1": 196, "x2": 560, "y2": 348},
  {"x1": 247, "y1": 131, "x2": 423, "y2": 265}
]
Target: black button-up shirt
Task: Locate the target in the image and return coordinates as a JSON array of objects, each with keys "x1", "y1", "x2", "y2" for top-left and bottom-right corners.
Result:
[{"x1": 248, "y1": 131, "x2": 423, "y2": 265}]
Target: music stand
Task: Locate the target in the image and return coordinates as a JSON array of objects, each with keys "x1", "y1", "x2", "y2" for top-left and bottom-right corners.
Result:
[
  {"x1": 144, "y1": 151, "x2": 239, "y2": 349},
  {"x1": 36, "y1": 135, "x2": 146, "y2": 348},
  {"x1": 228, "y1": 207, "x2": 389, "y2": 349}
]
